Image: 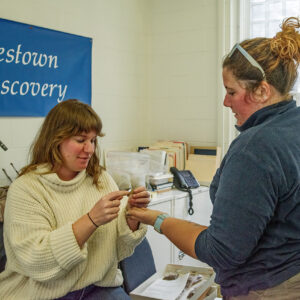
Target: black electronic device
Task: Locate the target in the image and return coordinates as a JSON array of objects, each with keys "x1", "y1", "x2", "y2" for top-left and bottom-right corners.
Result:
[
  {"x1": 170, "y1": 167, "x2": 199, "y2": 190},
  {"x1": 0, "y1": 140, "x2": 8, "y2": 151},
  {"x1": 170, "y1": 167, "x2": 200, "y2": 215}
]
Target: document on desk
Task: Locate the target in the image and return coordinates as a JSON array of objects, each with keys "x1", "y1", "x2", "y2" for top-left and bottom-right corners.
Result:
[{"x1": 140, "y1": 273, "x2": 189, "y2": 300}]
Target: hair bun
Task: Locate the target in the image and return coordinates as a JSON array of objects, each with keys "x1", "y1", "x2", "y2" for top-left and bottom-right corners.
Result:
[{"x1": 271, "y1": 17, "x2": 300, "y2": 63}]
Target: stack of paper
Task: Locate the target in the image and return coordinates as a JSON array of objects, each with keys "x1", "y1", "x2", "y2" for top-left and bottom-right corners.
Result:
[
  {"x1": 147, "y1": 140, "x2": 188, "y2": 171},
  {"x1": 140, "y1": 272, "x2": 190, "y2": 300}
]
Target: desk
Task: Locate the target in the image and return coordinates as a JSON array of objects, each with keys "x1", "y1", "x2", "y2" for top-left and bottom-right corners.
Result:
[{"x1": 147, "y1": 187, "x2": 212, "y2": 271}]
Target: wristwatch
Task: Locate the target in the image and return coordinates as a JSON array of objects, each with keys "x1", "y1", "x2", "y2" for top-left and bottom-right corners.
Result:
[{"x1": 154, "y1": 213, "x2": 170, "y2": 234}]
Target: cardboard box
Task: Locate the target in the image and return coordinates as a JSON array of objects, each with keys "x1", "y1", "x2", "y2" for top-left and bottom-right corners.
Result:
[
  {"x1": 130, "y1": 264, "x2": 216, "y2": 300},
  {"x1": 186, "y1": 146, "x2": 221, "y2": 186}
]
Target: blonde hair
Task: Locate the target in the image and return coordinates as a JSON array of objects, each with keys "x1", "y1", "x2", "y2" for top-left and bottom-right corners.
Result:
[
  {"x1": 20, "y1": 99, "x2": 104, "y2": 187},
  {"x1": 223, "y1": 17, "x2": 300, "y2": 98}
]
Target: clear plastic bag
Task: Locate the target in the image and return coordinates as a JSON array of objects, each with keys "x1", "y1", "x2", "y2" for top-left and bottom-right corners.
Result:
[
  {"x1": 106, "y1": 151, "x2": 150, "y2": 189},
  {"x1": 139, "y1": 149, "x2": 168, "y2": 176}
]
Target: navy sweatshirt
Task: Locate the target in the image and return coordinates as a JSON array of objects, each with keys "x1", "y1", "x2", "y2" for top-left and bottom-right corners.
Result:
[{"x1": 195, "y1": 100, "x2": 300, "y2": 296}]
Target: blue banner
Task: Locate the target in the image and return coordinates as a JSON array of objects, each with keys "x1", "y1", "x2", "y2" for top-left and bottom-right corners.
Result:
[{"x1": 0, "y1": 18, "x2": 92, "y2": 116}]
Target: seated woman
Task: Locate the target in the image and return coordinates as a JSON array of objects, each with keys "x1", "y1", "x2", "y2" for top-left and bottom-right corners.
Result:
[{"x1": 0, "y1": 99, "x2": 150, "y2": 300}]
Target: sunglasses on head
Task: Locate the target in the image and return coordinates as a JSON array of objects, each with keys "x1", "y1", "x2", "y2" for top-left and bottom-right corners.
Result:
[{"x1": 228, "y1": 43, "x2": 265, "y2": 78}]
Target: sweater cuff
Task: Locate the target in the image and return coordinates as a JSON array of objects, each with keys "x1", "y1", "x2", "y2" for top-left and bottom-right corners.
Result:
[
  {"x1": 50, "y1": 222, "x2": 87, "y2": 271},
  {"x1": 118, "y1": 207, "x2": 147, "y2": 243}
]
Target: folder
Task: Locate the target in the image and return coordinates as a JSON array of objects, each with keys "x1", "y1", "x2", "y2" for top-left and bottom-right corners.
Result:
[{"x1": 186, "y1": 147, "x2": 221, "y2": 186}]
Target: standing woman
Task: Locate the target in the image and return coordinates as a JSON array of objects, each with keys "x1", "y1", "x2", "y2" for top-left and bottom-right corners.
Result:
[
  {"x1": 0, "y1": 99, "x2": 149, "y2": 300},
  {"x1": 128, "y1": 17, "x2": 300, "y2": 299}
]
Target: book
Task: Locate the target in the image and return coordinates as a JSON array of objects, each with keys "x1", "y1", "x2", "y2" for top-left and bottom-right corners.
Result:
[
  {"x1": 148, "y1": 140, "x2": 188, "y2": 171},
  {"x1": 155, "y1": 141, "x2": 185, "y2": 170},
  {"x1": 149, "y1": 188, "x2": 173, "y2": 199},
  {"x1": 148, "y1": 146, "x2": 177, "y2": 169},
  {"x1": 150, "y1": 182, "x2": 173, "y2": 191},
  {"x1": 155, "y1": 188, "x2": 173, "y2": 194}
]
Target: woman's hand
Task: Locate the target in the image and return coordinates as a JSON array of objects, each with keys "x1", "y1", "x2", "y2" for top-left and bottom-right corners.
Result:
[
  {"x1": 125, "y1": 186, "x2": 150, "y2": 231},
  {"x1": 126, "y1": 207, "x2": 163, "y2": 226},
  {"x1": 127, "y1": 186, "x2": 151, "y2": 209},
  {"x1": 89, "y1": 190, "x2": 128, "y2": 226}
]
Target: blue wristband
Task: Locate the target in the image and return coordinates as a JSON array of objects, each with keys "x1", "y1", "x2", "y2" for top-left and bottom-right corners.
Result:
[{"x1": 154, "y1": 213, "x2": 169, "y2": 234}]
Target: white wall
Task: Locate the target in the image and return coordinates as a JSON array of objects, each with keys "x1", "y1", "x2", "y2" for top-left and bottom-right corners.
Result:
[
  {"x1": 0, "y1": 0, "x2": 219, "y2": 186},
  {"x1": 0, "y1": 0, "x2": 149, "y2": 185},
  {"x1": 146, "y1": 0, "x2": 218, "y2": 147}
]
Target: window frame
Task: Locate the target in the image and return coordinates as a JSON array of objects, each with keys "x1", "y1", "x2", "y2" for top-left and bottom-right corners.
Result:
[{"x1": 240, "y1": 0, "x2": 300, "y2": 105}]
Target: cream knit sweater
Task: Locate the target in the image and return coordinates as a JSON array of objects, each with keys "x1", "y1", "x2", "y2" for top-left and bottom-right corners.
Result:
[{"x1": 0, "y1": 166, "x2": 147, "y2": 300}]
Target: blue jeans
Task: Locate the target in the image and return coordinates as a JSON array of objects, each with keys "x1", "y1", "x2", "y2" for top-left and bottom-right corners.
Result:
[{"x1": 56, "y1": 285, "x2": 131, "y2": 300}]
